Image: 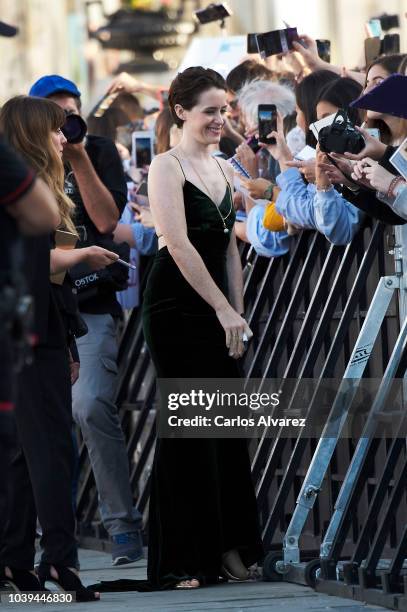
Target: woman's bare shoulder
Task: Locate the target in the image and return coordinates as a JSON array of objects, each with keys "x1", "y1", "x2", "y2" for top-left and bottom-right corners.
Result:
[{"x1": 150, "y1": 151, "x2": 178, "y2": 169}]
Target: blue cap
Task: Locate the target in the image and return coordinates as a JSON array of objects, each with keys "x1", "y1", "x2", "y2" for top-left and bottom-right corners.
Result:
[{"x1": 29, "y1": 75, "x2": 81, "y2": 99}]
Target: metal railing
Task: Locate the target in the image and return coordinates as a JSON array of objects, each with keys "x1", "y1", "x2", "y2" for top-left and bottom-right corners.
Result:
[{"x1": 75, "y1": 222, "x2": 406, "y2": 610}]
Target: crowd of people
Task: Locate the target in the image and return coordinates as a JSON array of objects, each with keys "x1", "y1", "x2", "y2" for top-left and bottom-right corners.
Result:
[{"x1": 2, "y1": 13, "x2": 407, "y2": 600}]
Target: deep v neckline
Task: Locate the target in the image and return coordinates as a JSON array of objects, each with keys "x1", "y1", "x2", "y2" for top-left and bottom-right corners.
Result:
[{"x1": 184, "y1": 179, "x2": 228, "y2": 209}]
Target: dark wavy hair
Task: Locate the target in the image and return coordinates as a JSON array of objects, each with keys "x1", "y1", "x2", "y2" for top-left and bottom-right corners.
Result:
[
  {"x1": 365, "y1": 53, "x2": 406, "y2": 86},
  {"x1": 168, "y1": 66, "x2": 227, "y2": 128},
  {"x1": 226, "y1": 60, "x2": 273, "y2": 93},
  {"x1": 295, "y1": 69, "x2": 338, "y2": 146},
  {"x1": 316, "y1": 77, "x2": 363, "y2": 125}
]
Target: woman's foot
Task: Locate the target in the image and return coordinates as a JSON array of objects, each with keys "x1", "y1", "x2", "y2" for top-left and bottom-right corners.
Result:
[
  {"x1": 37, "y1": 563, "x2": 100, "y2": 602},
  {"x1": 175, "y1": 578, "x2": 200, "y2": 589},
  {"x1": 221, "y1": 549, "x2": 250, "y2": 581},
  {"x1": 2, "y1": 566, "x2": 44, "y2": 592}
]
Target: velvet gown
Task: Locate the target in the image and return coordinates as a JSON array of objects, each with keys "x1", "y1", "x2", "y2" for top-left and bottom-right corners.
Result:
[{"x1": 141, "y1": 156, "x2": 263, "y2": 588}]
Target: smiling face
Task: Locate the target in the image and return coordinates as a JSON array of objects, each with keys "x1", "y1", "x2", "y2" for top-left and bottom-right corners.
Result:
[
  {"x1": 175, "y1": 87, "x2": 227, "y2": 145},
  {"x1": 50, "y1": 127, "x2": 67, "y2": 157}
]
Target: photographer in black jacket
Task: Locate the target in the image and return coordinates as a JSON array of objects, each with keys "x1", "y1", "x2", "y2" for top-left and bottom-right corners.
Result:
[{"x1": 29, "y1": 75, "x2": 143, "y2": 565}]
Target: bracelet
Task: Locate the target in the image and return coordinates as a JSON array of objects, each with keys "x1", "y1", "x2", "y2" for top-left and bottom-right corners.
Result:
[
  {"x1": 387, "y1": 176, "x2": 405, "y2": 199},
  {"x1": 263, "y1": 184, "x2": 274, "y2": 200}
]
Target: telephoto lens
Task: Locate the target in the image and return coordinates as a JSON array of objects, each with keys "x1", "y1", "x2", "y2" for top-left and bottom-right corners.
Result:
[{"x1": 61, "y1": 111, "x2": 87, "y2": 144}]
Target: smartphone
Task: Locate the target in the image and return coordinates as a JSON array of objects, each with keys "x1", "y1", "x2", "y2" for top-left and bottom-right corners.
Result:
[
  {"x1": 131, "y1": 131, "x2": 154, "y2": 168},
  {"x1": 247, "y1": 33, "x2": 259, "y2": 54},
  {"x1": 136, "y1": 180, "x2": 148, "y2": 197},
  {"x1": 316, "y1": 39, "x2": 331, "y2": 63},
  {"x1": 256, "y1": 27, "x2": 299, "y2": 58},
  {"x1": 381, "y1": 33, "x2": 400, "y2": 55},
  {"x1": 364, "y1": 37, "x2": 381, "y2": 65},
  {"x1": 365, "y1": 18, "x2": 383, "y2": 39},
  {"x1": 194, "y1": 2, "x2": 232, "y2": 24},
  {"x1": 258, "y1": 104, "x2": 277, "y2": 145}
]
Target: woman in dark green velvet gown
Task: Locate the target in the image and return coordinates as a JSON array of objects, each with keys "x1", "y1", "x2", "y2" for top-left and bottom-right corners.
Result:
[{"x1": 142, "y1": 66, "x2": 263, "y2": 589}]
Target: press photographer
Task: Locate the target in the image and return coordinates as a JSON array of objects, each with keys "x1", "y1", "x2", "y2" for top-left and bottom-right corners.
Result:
[{"x1": 28, "y1": 75, "x2": 144, "y2": 564}]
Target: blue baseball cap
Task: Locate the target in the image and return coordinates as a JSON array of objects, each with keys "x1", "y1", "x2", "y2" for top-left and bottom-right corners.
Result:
[{"x1": 29, "y1": 75, "x2": 81, "y2": 99}]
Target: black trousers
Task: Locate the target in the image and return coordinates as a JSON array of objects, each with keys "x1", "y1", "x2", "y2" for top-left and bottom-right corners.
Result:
[
  {"x1": 0, "y1": 332, "x2": 17, "y2": 549},
  {"x1": 0, "y1": 345, "x2": 77, "y2": 569}
]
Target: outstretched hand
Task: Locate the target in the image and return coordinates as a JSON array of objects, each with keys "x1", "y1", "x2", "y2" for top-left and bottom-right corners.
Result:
[
  {"x1": 285, "y1": 159, "x2": 316, "y2": 183},
  {"x1": 342, "y1": 126, "x2": 387, "y2": 161},
  {"x1": 262, "y1": 111, "x2": 293, "y2": 169}
]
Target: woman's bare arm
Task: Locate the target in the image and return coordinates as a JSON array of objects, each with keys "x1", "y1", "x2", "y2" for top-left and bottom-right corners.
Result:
[
  {"x1": 226, "y1": 228, "x2": 244, "y2": 315},
  {"x1": 148, "y1": 155, "x2": 231, "y2": 313}
]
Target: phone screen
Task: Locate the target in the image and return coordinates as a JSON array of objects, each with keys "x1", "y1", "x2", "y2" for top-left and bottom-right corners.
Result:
[
  {"x1": 258, "y1": 105, "x2": 277, "y2": 144},
  {"x1": 135, "y1": 137, "x2": 153, "y2": 168},
  {"x1": 316, "y1": 39, "x2": 331, "y2": 63},
  {"x1": 247, "y1": 33, "x2": 259, "y2": 54},
  {"x1": 136, "y1": 180, "x2": 148, "y2": 197}
]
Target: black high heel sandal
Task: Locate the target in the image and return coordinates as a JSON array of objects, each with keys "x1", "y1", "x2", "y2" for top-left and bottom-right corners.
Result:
[
  {"x1": 37, "y1": 563, "x2": 100, "y2": 602},
  {"x1": 0, "y1": 566, "x2": 45, "y2": 592}
]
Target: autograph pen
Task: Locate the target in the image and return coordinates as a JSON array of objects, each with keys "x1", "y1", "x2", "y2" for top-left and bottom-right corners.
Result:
[{"x1": 117, "y1": 258, "x2": 137, "y2": 271}]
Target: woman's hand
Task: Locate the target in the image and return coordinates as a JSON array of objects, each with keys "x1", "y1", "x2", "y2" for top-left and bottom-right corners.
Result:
[
  {"x1": 233, "y1": 190, "x2": 244, "y2": 211},
  {"x1": 351, "y1": 157, "x2": 380, "y2": 190},
  {"x1": 316, "y1": 160, "x2": 355, "y2": 188},
  {"x1": 132, "y1": 203, "x2": 155, "y2": 228},
  {"x1": 235, "y1": 142, "x2": 258, "y2": 178},
  {"x1": 107, "y1": 72, "x2": 142, "y2": 94},
  {"x1": 216, "y1": 306, "x2": 253, "y2": 359},
  {"x1": 69, "y1": 351, "x2": 80, "y2": 386},
  {"x1": 240, "y1": 177, "x2": 272, "y2": 200},
  {"x1": 285, "y1": 159, "x2": 317, "y2": 183},
  {"x1": 343, "y1": 126, "x2": 387, "y2": 161},
  {"x1": 362, "y1": 159, "x2": 399, "y2": 193},
  {"x1": 262, "y1": 111, "x2": 293, "y2": 169},
  {"x1": 292, "y1": 34, "x2": 322, "y2": 71},
  {"x1": 84, "y1": 245, "x2": 119, "y2": 269}
]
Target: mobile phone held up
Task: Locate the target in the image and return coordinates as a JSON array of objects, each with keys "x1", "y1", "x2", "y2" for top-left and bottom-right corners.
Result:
[
  {"x1": 256, "y1": 27, "x2": 299, "y2": 58},
  {"x1": 131, "y1": 131, "x2": 155, "y2": 169},
  {"x1": 258, "y1": 104, "x2": 277, "y2": 145}
]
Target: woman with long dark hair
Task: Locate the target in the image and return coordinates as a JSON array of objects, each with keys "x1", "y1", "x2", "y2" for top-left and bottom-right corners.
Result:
[{"x1": 0, "y1": 95, "x2": 118, "y2": 601}]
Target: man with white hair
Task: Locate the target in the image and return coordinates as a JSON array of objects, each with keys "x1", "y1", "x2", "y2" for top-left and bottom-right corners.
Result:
[{"x1": 237, "y1": 79, "x2": 305, "y2": 156}]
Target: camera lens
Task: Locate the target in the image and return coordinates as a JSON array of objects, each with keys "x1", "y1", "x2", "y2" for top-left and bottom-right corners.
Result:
[{"x1": 61, "y1": 113, "x2": 87, "y2": 144}]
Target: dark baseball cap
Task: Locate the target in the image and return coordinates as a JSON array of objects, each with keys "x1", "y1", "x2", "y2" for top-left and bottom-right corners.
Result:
[
  {"x1": 0, "y1": 21, "x2": 18, "y2": 37},
  {"x1": 351, "y1": 74, "x2": 407, "y2": 119},
  {"x1": 29, "y1": 75, "x2": 81, "y2": 99}
]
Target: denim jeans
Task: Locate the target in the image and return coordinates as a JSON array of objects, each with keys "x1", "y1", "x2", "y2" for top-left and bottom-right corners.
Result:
[{"x1": 72, "y1": 313, "x2": 142, "y2": 536}]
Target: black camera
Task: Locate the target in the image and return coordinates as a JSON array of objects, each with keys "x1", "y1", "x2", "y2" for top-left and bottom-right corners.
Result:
[
  {"x1": 61, "y1": 110, "x2": 87, "y2": 144},
  {"x1": 318, "y1": 109, "x2": 365, "y2": 155}
]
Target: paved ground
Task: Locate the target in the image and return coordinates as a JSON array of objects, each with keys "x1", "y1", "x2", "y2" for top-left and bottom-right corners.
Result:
[{"x1": 1, "y1": 549, "x2": 390, "y2": 611}]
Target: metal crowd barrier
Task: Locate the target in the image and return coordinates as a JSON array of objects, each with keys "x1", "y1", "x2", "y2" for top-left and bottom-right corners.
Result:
[{"x1": 75, "y1": 222, "x2": 407, "y2": 610}]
